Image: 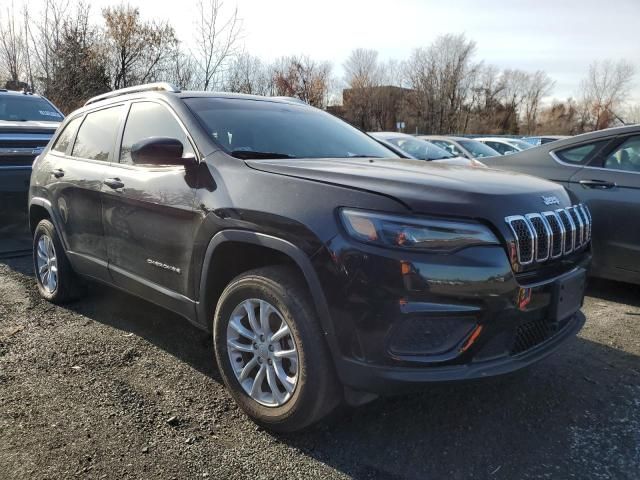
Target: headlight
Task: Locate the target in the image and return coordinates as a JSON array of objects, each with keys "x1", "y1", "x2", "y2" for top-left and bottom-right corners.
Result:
[{"x1": 340, "y1": 208, "x2": 499, "y2": 252}]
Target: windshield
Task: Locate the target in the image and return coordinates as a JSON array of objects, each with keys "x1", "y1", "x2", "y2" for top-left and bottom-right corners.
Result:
[
  {"x1": 506, "y1": 139, "x2": 534, "y2": 150},
  {"x1": 458, "y1": 139, "x2": 500, "y2": 158},
  {"x1": 0, "y1": 95, "x2": 63, "y2": 122},
  {"x1": 185, "y1": 97, "x2": 398, "y2": 160},
  {"x1": 387, "y1": 137, "x2": 454, "y2": 160}
]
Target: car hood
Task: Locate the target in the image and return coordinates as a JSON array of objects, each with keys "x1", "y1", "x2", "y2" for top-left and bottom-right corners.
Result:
[{"x1": 246, "y1": 157, "x2": 572, "y2": 226}]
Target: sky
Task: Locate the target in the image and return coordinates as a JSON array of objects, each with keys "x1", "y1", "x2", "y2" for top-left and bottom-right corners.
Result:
[{"x1": 15, "y1": 0, "x2": 640, "y2": 101}]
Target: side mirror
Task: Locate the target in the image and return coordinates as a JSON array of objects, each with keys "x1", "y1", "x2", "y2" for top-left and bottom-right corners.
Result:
[{"x1": 131, "y1": 137, "x2": 194, "y2": 166}]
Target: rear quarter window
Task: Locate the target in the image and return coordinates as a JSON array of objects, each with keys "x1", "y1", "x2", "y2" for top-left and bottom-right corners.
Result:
[
  {"x1": 554, "y1": 141, "x2": 607, "y2": 165},
  {"x1": 51, "y1": 117, "x2": 82, "y2": 154}
]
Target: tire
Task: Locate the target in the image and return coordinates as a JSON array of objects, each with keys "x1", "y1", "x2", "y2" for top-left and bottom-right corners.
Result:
[
  {"x1": 33, "y1": 219, "x2": 84, "y2": 303},
  {"x1": 213, "y1": 266, "x2": 341, "y2": 432}
]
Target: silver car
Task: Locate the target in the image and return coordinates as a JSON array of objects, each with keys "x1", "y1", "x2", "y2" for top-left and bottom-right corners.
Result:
[
  {"x1": 420, "y1": 135, "x2": 500, "y2": 160},
  {"x1": 370, "y1": 132, "x2": 485, "y2": 167},
  {"x1": 476, "y1": 137, "x2": 534, "y2": 155}
]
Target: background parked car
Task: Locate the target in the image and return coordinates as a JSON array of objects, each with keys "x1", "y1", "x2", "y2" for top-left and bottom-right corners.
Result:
[
  {"x1": 420, "y1": 135, "x2": 500, "y2": 160},
  {"x1": 523, "y1": 135, "x2": 568, "y2": 146},
  {"x1": 0, "y1": 89, "x2": 63, "y2": 256},
  {"x1": 483, "y1": 125, "x2": 640, "y2": 285},
  {"x1": 476, "y1": 137, "x2": 534, "y2": 155},
  {"x1": 369, "y1": 132, "x2": 485, "y2": 166}
]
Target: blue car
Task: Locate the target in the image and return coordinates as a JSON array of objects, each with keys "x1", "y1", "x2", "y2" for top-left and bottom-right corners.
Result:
[{"x1": 0, "y1": 89, "x2": 63, "y2": 255}]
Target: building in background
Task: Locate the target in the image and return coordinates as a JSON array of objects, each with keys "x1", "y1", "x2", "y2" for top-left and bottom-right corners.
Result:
[{"x1": 339, "y1": 86, "x2": 416, "y2": 133}]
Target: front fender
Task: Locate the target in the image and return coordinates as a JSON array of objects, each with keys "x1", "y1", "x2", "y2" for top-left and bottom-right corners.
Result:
[{"x1": 195, "y1": 229, "x2": 337, "y2": 350}]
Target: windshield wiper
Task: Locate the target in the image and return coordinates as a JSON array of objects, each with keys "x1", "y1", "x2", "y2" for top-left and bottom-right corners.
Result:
[
  {"x1": 231, "y1": 150, "x2": 296, "y2": 160},
  {"x1": 345, "y1": 154, "x2": 382, "y2": 158}
]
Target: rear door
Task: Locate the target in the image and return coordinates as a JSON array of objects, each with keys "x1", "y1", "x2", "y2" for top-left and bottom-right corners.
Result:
[
  {"x1": 102, "y1": 100, "x2": 199, "y2": 304},
  {"x1": 46, "y1": 105, "x2": 125, "y2": 281},
  {"x1": 567, "y1": 134, "x2": 640, "y2": 278}
]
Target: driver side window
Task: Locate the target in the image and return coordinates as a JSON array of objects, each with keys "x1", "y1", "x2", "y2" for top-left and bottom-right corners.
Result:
[
  {"x1": 604, "y1": 136, "x2": 640, "y2": 173},
  {"x1": 120, "y1": 102, "x2": 194, "y2": 165}
]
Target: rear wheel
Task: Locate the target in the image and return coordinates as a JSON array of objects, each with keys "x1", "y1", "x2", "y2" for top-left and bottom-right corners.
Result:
[
  {"x1": 33, "y1": 219, "x2": 84, "y2": 303},
  {"x1": 213, "y1": 266, "x2": 340, "y2": 432}
]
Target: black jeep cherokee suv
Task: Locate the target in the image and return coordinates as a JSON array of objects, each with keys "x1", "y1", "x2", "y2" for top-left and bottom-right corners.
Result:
[{"x1": 29, "y1": 83, "x2": 591, "y2": 432}]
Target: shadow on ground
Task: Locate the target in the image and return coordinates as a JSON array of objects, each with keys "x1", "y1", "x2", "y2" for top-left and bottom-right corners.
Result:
[
  {"x1": 586, "y1": 276, "x2": 640, "y2": 308},
  {"x1": 4, "y1": 255, "x2": 639, "y2": 479}
]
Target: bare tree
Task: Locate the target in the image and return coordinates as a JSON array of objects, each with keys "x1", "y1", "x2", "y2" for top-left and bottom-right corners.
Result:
[
  {"x1": 103, "y1": 5, "x2": 178, "y2": 89},
  {"x1": 224, "y1": 53, "x2": 271, "y2": 95},
  {"x1": 521, "y1": 70, "x2": 555, "y2": 135},
  {"x1": 193, "y1": 0, "x2": 242, "y2": 90},
  {"x1": 27, "y1": 0, "x2": 70, "y2": 94},
  {"x1": 537, "y1": 99, "x2": 580, "y2": 135},
  {"x1": 167, "y1": 48, "x2": 198, "y2": 90},
  {"x1": 48, "y1": 2, "x2": 109, "y2": 113},
  {"x1": 623, "y1": 103, "x2": 640, "y2": 125},
  {"x1": 496, "y1": 69, "x2": 530, "y2": 133},
  {"x1": 0, "y1": 3, "x2": 25, "y2": 87},
  {"x1": 344, "y1": 48, "x2": 381, "y2": 89},
  {"x1": 272, "y1": 55, "x2": 332, "y2": 107},
  {"x1": 404, "y1": 34, "x2": 478, "y2": 133},
  {"x1": 342, "y1": 49, "x2": 383, "y2": 129},
  {"x1": 580, "y1": 59, "x2": 636, "y2": 131}
]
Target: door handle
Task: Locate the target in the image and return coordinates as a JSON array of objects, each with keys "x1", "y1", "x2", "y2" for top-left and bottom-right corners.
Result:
[
  {"x1": 51, "y1": 168, "x2": 65, "y2": 178},
  {"x1": 578, "y1": 179, "x2": 616, "y2": 189},
  {"x1": 104, "y1": 178, "x2": 125, "y2": 189}
]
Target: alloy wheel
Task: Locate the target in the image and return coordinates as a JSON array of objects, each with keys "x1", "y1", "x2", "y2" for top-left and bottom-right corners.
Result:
[
  {"x1": 226, "y1": 298, "x2": 299, "y2": 407},
  {"x1": 36, "y1": 234, "x2": 58, "y2": 293}
]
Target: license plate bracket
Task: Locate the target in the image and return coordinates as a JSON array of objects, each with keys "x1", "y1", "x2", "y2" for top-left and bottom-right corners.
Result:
[{"x1": 551, "y1": 270, "x2": 586, "y2": 321}]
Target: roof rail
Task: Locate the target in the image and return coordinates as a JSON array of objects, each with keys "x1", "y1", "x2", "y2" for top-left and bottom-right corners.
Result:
[
  {"x1": 272, "y1": 96, "x2": 307, "y2": 105},
  {"x1": 84, "y1": 82, "x2": 181, "y2": 106}
]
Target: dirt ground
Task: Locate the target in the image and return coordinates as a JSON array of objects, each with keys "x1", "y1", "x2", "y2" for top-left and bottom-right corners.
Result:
[{"x1": 0, "y1": 255, "x2": 639, "y2": 480}]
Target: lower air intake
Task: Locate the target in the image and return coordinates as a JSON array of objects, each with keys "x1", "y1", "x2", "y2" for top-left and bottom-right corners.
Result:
[{"x1": 510, "y1": 319, "x2": 552, "y2": 355}]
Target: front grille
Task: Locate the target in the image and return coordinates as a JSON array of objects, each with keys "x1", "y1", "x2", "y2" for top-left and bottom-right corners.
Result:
[
  {"x1": 0, "y1": 154, "x2": 37, "y2": 167},
  {"x1": 505, "y1": 204, "x2": 591, "y2": 268},
  {"x1": 542, "y1": 212, "x2": 563, "y2": 258},
  {"x1": 0, "y1": 139, "x2": 49, "y2": 148},
  {"x1": 510, "y1": 319, "x2": 552, "y2": 355},
  {"x1": 508, "y1": 218, "x2": 534, "y2": 264}
]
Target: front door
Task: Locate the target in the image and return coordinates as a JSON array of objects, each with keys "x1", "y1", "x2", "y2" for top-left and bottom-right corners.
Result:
[
  {"x1": 568, "y1": 134, "x2": 640, "y2": 280},
  {"x1": 102, "y1": 101, "x2": 199, "y2": 304}
]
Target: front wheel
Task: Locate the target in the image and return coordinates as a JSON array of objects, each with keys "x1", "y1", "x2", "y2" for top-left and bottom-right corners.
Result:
[{"x1": 213, "y1": 266, "x2": 340, "y2": 432}]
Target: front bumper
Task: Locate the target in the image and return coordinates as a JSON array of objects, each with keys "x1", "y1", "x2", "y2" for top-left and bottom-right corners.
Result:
[
  {"x1": 336, "y1": 311, "x2": 584, "y2": 393},
  {"x1": 316, "y1": 236, "x2": 590, "y2": 393}
]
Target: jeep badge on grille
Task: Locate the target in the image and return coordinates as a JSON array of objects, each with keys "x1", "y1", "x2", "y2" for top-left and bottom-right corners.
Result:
[{"x1": 541, "y1": 195, "x2": 560, "y2": 206}]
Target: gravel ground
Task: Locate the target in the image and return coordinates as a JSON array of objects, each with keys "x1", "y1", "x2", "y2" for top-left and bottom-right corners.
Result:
[{"x1": 1, "y1": 255, "x2": 639, "y2": 480}]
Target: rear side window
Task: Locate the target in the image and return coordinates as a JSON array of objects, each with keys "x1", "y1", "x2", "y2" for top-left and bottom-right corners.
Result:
[
  {"x1": 72, "y1": 106, "x2": 124, "y2": 161},
  {"x1": 119, "y1": 102, "x2": 194, "y2": 164},
  {"x1": 555, "y1": 141, "x2": 606, "y2": 165},
  {"x1": 51, "y1": 117, "x2": 81, "y2": 154}
]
